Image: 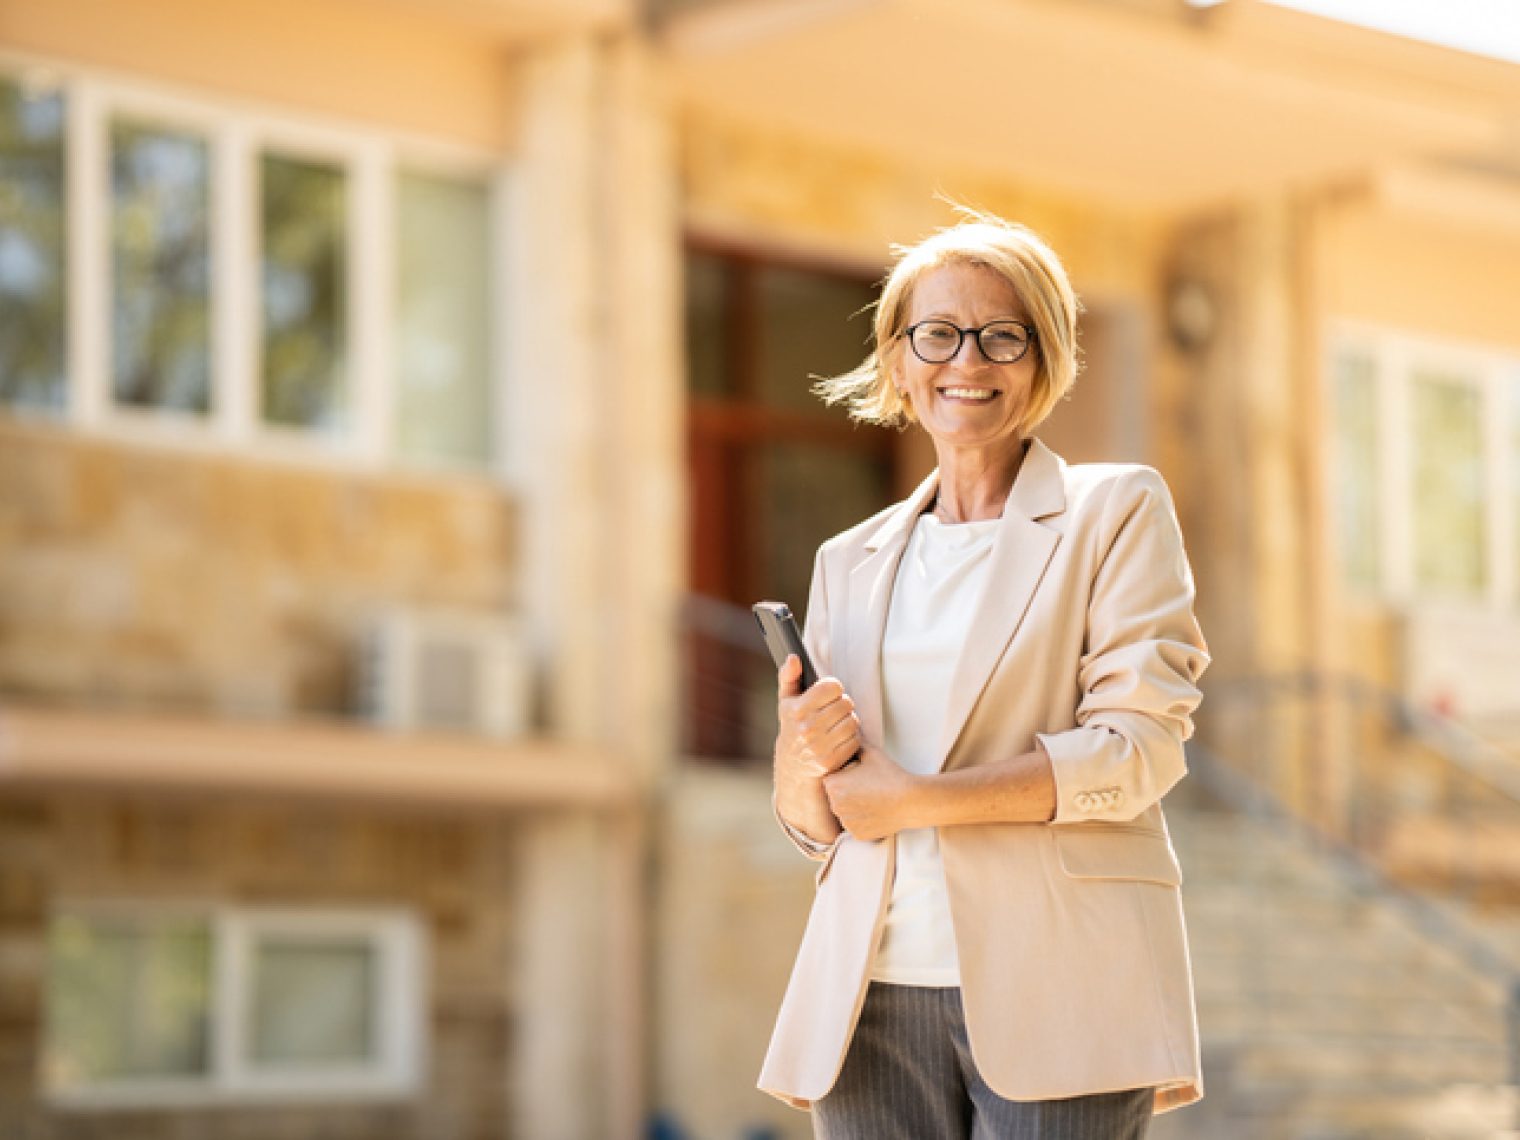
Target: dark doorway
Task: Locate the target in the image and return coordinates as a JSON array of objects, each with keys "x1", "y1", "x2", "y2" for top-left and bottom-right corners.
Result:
[{"x1": 683, "y1": 239, "x2": 898, "y2": 761}]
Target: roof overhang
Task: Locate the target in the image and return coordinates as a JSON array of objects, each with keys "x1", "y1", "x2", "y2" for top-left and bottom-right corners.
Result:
[
  {"x1": 368, "y1": 0, "x2": 633, "y2": 45},
  {"x1": 0, "y1": 706, "x2": 635, "y2": 813},
  {"x1": 661, "y1": 0, "x2": 1520, "y2": 213}
]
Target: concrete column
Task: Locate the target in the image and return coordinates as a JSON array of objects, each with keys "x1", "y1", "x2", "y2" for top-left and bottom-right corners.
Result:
[
  {"x1": 1288, "y1": 193, "x2": 1357, "y2": 839},
  {"x1": 601, "y1": 37, "x2": 685, "y2": 784},
  {"x1": 1168, "y1": 212, "x2": 1259, "y2": 771},
  {"x1": 511, "y1": 813, "x2": 609, "y2": 1140},
  {"x1": 512, "y1": 34, "x2": 682, "y2": 772},
  {"x1": 512, "y1": 38, "x2": 611, "y2": 746},
  {"x1": 507, "y1": 41, "x2": 610, "y2": 1140},
  {"x1": 1169, "y1": 203, "x2": 1309, "y2": 803},
  {"x1": 1177, "y1": 198, "x2": 1343, "y2": 825},
  {"x1": 1235, "y1": 198, "x2": 1308, "y2": 679},
  {"x1": 508, "y1": 32, "x2": 679, "y2": 1140}
]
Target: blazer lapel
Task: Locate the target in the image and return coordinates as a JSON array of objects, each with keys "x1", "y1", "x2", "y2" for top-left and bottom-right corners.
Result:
[
  {"x1": 845, "y1": 471, "x2": 939, "y2": 747},
  {"x1": 936, "y1": 438, "x2": 1067, "y2": 771}
]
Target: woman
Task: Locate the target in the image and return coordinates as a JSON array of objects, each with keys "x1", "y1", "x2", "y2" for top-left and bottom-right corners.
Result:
[{"x1": 759, "y1": 210, "x2": 1209, "y2": 1139}]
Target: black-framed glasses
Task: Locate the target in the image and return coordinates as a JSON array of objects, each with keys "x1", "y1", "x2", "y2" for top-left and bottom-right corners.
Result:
[{"x1": 904, "y1": 320, "x2": 1036, "y2": 365}]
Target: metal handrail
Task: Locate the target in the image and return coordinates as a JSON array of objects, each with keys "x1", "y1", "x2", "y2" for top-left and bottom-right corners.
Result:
[
  {"x1": 1205, "y1": 670, "x2": 1520, "y2": 806},
  {"x1": 680, "y1": 595, "x2": 778, "y2": 763},
  {"x1": 1187, "y1": 738, "x2": 1520, "y2": 985},
  {"x1": 1190, "y1": 670, "x2": 1520, "y2": 1120}
]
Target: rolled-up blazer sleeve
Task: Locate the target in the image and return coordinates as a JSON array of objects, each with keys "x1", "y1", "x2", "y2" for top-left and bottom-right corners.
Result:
[{"x1": 1036, "y1": 468, "x2": 1209, "y2": 824}]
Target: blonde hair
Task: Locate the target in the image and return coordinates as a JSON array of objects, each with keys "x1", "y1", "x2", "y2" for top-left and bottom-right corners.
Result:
[{"x1": 814, "y1": 207, "x2": 1081, "y2": 433}]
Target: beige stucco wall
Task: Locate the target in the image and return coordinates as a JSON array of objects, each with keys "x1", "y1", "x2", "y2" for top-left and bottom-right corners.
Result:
[
  {"x1": 681, "y1": 110, "x2": 1169, "y2": 302},
  {"x1": 1322, "y1": 203, "x2": 1520, "y2": 353},
  {"x1": 0, "y1": 0, "x2": 518, "y2": 150}
]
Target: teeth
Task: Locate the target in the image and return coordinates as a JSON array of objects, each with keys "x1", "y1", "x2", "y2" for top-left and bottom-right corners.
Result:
[{"x1": 941, "y1": 387, "x2": 995, "y2": 400}]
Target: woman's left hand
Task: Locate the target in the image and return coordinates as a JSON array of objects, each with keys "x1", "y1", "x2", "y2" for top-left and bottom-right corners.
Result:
[{"x1": 822, "y1": 745, "x2": 922, "y2": 841}]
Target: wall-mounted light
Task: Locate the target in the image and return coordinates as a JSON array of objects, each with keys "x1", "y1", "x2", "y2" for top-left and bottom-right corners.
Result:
[{"x1": 1165, "y1": 277, "x2": 1218, "y2": 353}]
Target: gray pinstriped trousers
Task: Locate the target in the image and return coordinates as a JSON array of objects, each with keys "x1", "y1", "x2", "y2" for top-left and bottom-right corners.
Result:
[{"x1": 812, "y1": 984, "x2": 1153, "y2": 1140}]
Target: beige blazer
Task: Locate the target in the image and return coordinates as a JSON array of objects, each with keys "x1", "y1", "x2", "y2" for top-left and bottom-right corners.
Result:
[{"x1": 759, "y1": 437, "x2": 1210, "y2": 1116}]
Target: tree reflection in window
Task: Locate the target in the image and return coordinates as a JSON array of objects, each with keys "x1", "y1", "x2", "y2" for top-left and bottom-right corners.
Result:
[
  {"x1": 46, "y1": 913, "x2": 212, "y2": 1084},
  {"x1": 111, "y1": 118, "x2": 212, "y2": 413},
  {"x1": 261, "y1": 153, "x2": 347, "y2": 432},
  {"x1": 1413, "y1": 371, "x2": 1486, "y2": 597},
  {"x1": 0, "y1": 76, "x2": 67, "y2": 411}
]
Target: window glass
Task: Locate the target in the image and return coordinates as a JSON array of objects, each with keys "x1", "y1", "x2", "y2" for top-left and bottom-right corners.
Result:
[
  {"x1": 45, "y1": 914, "x2": 212, "y2": 1086},
  {"x1": 261, "y1": 153, "x2": 347, "y2": 431},
  {"x1": 756, "y1": 265, "x2": 875, "y2": 415},
  {"x1": 111, "y1": 118, "x2": 212, "y2": 413},
  {"x1": 0, "y1": 76, "x2": 67, "y2": 411},
  {"x1": 1412, "y1": 370, "x2": 1486, "y2": 596},
  {"x1": 248, "y1": 936, "x2": 376, "y2": 1066},
  {"x1": 1332, "y1": 351, "x2": 1380, "y2": 590},
  {"x1": 684, "y1": 249, "x2": 731, "y2": 400},
  {"x1": 394, "y1": 170, "x2": 491, "y2": 464},
  {"x1": 761, "y1": 441, "x2": 892, "y2": 618}
]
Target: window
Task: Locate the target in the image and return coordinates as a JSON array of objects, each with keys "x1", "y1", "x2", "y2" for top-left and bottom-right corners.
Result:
[
  {"x1": 0, "y1": 60, "x2": 503, "y2": 471},
  {"x1": 393, "y1": 169, "x2": 493, "y2": 465},
  {"x1": 260, "y1": 153, "x2": 349, "y2": 433},
  {"x1": 45, "y1": 905, "x2": 425, "y2": 1105},
  {"x1": 0, "y1": 73, "x2": 67, "y2": 411},
  {"x1": 111, "y1": 117, "x2": 213, "y2": 415},
  {"x1": 1332, "y1": 351, "x2": 1380, "y2": 592},
  {"x1": 1330, "y1": 329, "x2": 1519, "y2": 608},
  {"x1": 1411, "y1": 369, "x2": 1485, "y2": 596}
]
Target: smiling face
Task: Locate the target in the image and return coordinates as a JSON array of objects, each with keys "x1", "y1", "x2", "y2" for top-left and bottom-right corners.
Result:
[{"x1": 895, "y1": 260, "x2": 1037, "y2": 462}]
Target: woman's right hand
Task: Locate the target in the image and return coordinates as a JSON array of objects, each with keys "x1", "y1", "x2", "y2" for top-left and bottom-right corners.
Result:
[
  {"x1": 774, "y1": 655, "x2": 861, "y2": 780},
  {"x1": 773, "y1": 655, "x2": 857, "y2": 849}
]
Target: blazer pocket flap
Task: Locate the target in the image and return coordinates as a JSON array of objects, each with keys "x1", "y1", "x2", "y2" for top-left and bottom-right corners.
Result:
[{"x1": 1053, "y1": 828, "x2": 1182, "y2": 886}]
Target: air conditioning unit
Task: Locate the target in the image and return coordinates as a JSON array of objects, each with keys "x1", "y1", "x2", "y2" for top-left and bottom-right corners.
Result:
[
  {"x1": 355, "y1": 609, "x2": 533, "y2": 740},
  {"x1": 1401, "y1": 604, "x2": 1520, "y2": 724}
]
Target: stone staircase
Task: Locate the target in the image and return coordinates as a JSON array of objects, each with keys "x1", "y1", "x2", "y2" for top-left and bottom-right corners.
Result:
[{"x1": 1150, "y1": 796, "x2": 1520, "y2": 1140}]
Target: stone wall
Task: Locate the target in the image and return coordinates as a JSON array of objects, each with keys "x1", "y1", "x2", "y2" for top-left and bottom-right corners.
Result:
[
  {"x1": 0, "y1": 420, "x2": 518, "y2": 720},
  {"x1": 0, "y1": 791, "x2": 524, "y2": 1140},
  {"x1": 653, "y1": 768, "x2": 815, "y2": 1140}
]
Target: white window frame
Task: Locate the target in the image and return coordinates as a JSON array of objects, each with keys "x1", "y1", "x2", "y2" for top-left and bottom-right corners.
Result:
[
  {"x1": 1328, "y1": 320, "x2": 1519, "y2": 611},
  {"x1": 45, "y1": 901, "x2": 427, "y2": 1109},
  {"x1": 1, "y1": 48, "x2": 513, "y2": 480}
]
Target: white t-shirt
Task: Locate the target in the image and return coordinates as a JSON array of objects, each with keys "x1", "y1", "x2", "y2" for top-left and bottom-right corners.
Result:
[{"x1": 869, "y1": 511, "x2": 1001, "y2": 986}]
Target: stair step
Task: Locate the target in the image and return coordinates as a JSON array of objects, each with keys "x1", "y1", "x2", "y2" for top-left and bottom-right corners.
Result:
[{"x1": 1158, "y1": 797, "x2": 1517, "y2": 1127}]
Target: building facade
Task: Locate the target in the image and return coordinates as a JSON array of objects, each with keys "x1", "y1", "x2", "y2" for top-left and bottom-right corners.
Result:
[{"x1": 4, "y1": 0, "x2": 1520, "y2": 1137}]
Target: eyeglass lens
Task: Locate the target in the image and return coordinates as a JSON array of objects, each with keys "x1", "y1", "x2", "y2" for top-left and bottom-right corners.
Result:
[{"x1": 910, "y1": 321, "x2": 1030, "y2": 363}]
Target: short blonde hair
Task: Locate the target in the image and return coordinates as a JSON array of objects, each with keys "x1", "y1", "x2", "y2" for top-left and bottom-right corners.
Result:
[{"x1": 815, "y1": 207, "x2": 1081, "y2": 433}]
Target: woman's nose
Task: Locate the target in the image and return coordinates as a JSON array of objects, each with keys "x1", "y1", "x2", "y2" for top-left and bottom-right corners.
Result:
[{"x1": 950, "y1": 332, "x2": 985, "y2": 367}]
